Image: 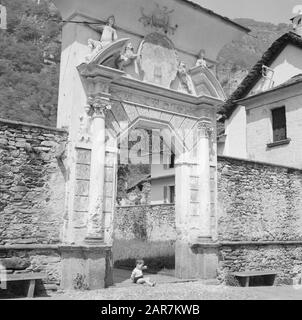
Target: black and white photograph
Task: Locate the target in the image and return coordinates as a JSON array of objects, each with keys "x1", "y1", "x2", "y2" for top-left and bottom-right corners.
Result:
[{"x1": 0, "y1": 0, "x2": 302, "y2": 305}]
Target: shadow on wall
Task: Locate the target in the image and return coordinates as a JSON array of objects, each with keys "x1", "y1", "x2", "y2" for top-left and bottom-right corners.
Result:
[{"x1": 113, "y1": 239, "x2": 175, "y2": 271}]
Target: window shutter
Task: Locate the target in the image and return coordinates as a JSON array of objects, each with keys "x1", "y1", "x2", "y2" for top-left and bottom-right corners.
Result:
[
  {"x1": 163, "y1": 186, "x2": 168, "y2": 204},
  {"x1": 272, "y1": 107, "x2": 286, "y2": 142}
]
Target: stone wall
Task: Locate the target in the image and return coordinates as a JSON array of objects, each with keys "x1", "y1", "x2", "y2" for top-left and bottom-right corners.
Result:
[
  {"x1": 113, "y1": 204, "x2": 175, "y2": 269},
  {"x1": 0, "y1": 119, "x2": 68, "y2": 291},
  {"x1": 217, "y1": 156, "x2": 302, "y2": 241},
  {"x1": 217, "y1": 156, "x2": 302, "y2": 284},
  {"x1": 0, "y1": 119, "x2": 67, "y2": 245},
  {"x1": 113, "y1": 156, "x2": 302, "y2": 283},
  {"x1": 0, "y1": 246, "x2": 61, "y2": 292}
]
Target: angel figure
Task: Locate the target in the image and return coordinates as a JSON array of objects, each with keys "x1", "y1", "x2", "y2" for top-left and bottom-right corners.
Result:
[
  {"x1": 78, "y1": 105, "x2": 93, "y2": 143},
  {"x1": 116, "y1": 42, "x2": 138, "y2": 70},
  {"x1": 85, "y1": 15, "x2": 118, "y2": 62},
  {"x1": 177, "y1": 61, "x2": 194, "y2": 94},
  {"x1": 195, "y1": 49, "x2": 207, "y2": 68}
]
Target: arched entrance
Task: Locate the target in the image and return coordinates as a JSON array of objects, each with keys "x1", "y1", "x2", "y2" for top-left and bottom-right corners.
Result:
[{"x1": 59, "y1": 61, "x2": 219, "y2": 288}]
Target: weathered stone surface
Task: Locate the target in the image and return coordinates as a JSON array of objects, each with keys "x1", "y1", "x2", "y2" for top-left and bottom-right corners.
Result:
[
  {"x1": 0, "y1": 120, "x2": 68, "y2": 246},
  {"x1": 0, "y1": 257, "x2": 31, "y2": 270},
  {"x1": 217, "y1": 157, "x2": 302, "y2": 242},
  {"x1": 217, "y1": 156, "x2": 302, "y2": 284}
]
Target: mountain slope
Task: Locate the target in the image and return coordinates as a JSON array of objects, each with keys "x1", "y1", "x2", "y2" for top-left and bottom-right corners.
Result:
[
  {"x1": 0, "y1": 0, "x2": 61, "y2": 127},
  {"x1": 217, "y1": 18, "x2": 291, "y2": 96},
  {"x1": 0, "y1": 2, "x2": 293, "y2": 126}
]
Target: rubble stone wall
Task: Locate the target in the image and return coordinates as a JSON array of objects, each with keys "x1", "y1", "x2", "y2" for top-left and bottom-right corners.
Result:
[
  {"x1": 0, "y1": 119, "x2": 68, "y2": 291},
  {"x1": 0, "y1": 119, "x2": 68, "y2": 245},
  {"x1": 217, "y1": 156, "x2": 302, "y2": 284}
]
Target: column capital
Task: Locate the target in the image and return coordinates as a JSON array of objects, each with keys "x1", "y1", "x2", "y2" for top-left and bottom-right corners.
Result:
[
  {"x1": 88, "y1": 96, "x2": 112, "y2": 119},
  {"x1": 197, "y1": 118, "x2": 213, "y2": 139}
]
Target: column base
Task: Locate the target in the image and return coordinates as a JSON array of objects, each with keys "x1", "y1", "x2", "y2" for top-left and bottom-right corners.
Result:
[
  {"x1": 175, "y1": 240, "x2": 219, "y2": 280},
  {"x1": 60, "y1": 244, "x2": 113, "y2": 290}
]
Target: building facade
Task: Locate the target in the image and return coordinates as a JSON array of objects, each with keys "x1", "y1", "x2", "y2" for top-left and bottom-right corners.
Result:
[{"x1": 219, "y1": 26, "x2": 302, "y2": 168}]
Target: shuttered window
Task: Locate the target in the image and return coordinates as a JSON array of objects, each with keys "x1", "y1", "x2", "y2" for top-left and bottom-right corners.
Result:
[
  {"x1": 272, "y1": 107, "x2": 286, "y2": 142},
  {"x1": 169, "y1": 153, "x2": 175, "y2": 169},
  {"x1": 169, "y1": 186, "x2": 175, "y2": 204},
  {"x1": 163, "y1": 186, "x2": 168, "y2": 204}
]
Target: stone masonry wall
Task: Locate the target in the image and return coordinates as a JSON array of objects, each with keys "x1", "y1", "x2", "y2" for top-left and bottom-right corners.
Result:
[
  {"x1": 0, "y1": 119, "x2": 67, "y2": 245},
  {"x1": 113, "y1": 204, "x2": 175, "y2": 269},
  {"x1": 217, "y1": 156, "x2": 302, "y2": 284},
  {"x1": 0, "y1": 119, "x2": 68, "y2": 290},
  {"x1": 217, "y1": 156, "x2": 302, "y2": 241}
]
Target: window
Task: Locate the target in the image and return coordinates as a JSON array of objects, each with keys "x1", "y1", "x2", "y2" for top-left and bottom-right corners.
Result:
[
  {"x1": 169, "y1": 153, "x2": 175, "y2": 169},
  {"x1": 272, "y1": 107, "x2": 286, "y2": 142},
  {"x1": 163, "y1": 185, "x2": 175, "y2": 204},
  {"x1": 169, "y1": 186, "x2": 175, "y2": 203},
  {"x1": 163, "y1": 152, "x2": 175, "y2": 169}
]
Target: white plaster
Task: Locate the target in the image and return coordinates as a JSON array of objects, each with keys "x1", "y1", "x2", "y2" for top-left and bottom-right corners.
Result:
[{"x1": 223, "y1": 105, "x2": 247, "y2": 158}]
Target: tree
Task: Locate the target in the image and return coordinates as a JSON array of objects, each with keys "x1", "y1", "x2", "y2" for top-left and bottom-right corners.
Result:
[{"x1": 0, "y1": 0, "x2": 61, "y2": 126}]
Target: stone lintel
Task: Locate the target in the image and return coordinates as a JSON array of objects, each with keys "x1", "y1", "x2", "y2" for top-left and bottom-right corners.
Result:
[
  {"x1": 0, "y1": 244, "x2": 60, "y2": 251},
  {"x1": 219, "y1": 241, "x2": 302, "y2": 246},
  {"x1": 59, "y1": 244, "x2": 111, "y2": 253},
  {"x1": 0, "y1": 118, "x2": 68, "y2": 135},
  {"x1": 190, "y1": 241, "x2": 302, "y2": 248}
]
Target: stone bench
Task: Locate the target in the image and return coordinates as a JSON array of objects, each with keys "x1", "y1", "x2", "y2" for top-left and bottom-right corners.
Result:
[
  {"x1": 0, "y1": 272, "x2": 47, "y2": 298},
  {"x1": 231, "y1": 270, "x2": 278, "y2": 287}
]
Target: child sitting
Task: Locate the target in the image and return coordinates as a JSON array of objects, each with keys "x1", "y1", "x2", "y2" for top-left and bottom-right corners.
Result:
[{"x1": 130, "y1": 259, "x2": 156, "y2": 287}]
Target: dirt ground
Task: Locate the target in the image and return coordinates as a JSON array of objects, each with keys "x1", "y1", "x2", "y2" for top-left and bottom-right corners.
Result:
[
  {"x1": 2, "y1": 269, "x2": 302, "y2": 300},
  {"x1": 38, "y1": 282, "x2": 302, "y2": 300}
]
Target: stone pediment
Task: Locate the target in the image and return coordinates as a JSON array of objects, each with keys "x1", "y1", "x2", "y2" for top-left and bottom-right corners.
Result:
[
  {"x1": 80, "y1": 32, "x2": 225, "y2": 101},
  {"x1": 189, "y1": 66, "x2": 226, "y2": 100},
  {"x1": 86, "y1": 38, "x2": 130, "y2": 67}
]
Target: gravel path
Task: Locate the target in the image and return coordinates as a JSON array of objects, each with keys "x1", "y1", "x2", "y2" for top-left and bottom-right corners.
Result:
[{"x1": 38, "y1": 281, "x2": 302, "y2": 300}]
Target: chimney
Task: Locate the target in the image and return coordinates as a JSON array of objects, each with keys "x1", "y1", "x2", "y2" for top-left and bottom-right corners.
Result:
[{"x1": 291, "y1": 6, "x2": 302, "y2": 37}]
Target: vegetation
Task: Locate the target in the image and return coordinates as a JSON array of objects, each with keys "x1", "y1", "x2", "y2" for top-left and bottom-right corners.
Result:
[
  {"x1": 0, "y1": 0, "x2": 61, "y2": 126},
  {"x1": 217, "y1": 18, "x2": 291, "y2": 95},
  {"x1": 0, "y1": 1, "x2": 292, "y2": 125}
]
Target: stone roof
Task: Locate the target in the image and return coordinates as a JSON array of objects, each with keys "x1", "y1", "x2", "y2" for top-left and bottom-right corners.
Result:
[
  {"x1": 219, "y1": 32, "x2": 302, "y2": 120},
  {"x1": 234, "y1": 73, "x2": 302, "y2": 103}
]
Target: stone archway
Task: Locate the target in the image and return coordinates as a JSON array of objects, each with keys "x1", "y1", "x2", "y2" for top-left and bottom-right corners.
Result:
[{"x1": 59, "y1": 62, "x2": 219, "y2": 288}]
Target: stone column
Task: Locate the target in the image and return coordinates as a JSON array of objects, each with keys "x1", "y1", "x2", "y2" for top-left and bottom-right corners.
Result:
[
  {"x1": 85, "y1": 96, "x2": 111, "y2": 242},
  {"x1": 197, "y1": 118, "x2": 213, "y2": 241}
]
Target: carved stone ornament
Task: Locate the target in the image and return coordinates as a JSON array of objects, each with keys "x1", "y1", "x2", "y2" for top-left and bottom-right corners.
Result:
[
  {"x1": 85, "y1": 15, "x2": 118, "y2": 63},
  {"x1": 78, "y1": 104, "x2": 93, "y2": 143},
  {"x1": 87, "y1": 97, "x2": 112, "y2": 118},
  {"x1": 116, "y1": 42, "x2": 138, "y2": 70},
  {"x1": 197, "y1": 119, "x2": 213, "y2": 139},
  {"x1": 137, "y1": 33, "x2": 178, "y2": 88},
  {"x1": 177, "y1": 61, "x2": 194, "y2": 94},
  {"x1": 139, "y1": 4, "x2": 178, "y2": 35}
]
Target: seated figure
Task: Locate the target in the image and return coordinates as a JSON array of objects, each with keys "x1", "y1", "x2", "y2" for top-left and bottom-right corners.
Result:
[
  {"x1": 195, "y1": 49, "x2": 207, "y2": 68},
  {"x1": 85, "y1": 15, "x2": 118, "y2": 62}
]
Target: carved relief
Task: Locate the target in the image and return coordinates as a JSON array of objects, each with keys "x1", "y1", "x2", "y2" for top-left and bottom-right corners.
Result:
[
  {"x1": 195, "y1": 49, "x2": 207, "y2": 68},
  {"x1": 170, "y1": 61, "x2": 195, "y2": 95},
  {"x1": 139, "y1": 4, "x2": 178, "y2": 35},
  {"x1": 78, "y1": 105, "x2": 93, "y2": 143},
  {"x1": 84, "y1": 15, "x2": 118, "y2": 63},
  {"x1": 177, "y1": 61, "x2": 195, "y2": 94},
  {"x1": 197, "y1": 119, "x2": 213, "y2": 139},
  {"x1": 137, "y1": 33, "x2": 178, "y2": 88},
  {"x1": 87, "y1": 96, "x2": 112, "y2": 118},
  {"x1": 116, "y1": 42, "x2": 138, "y2": 70}
]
